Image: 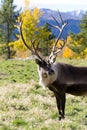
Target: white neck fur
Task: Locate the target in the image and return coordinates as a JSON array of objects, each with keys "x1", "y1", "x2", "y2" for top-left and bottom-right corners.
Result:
[{"x1": 38, "y1": 63, "x2": 58, "y2": 89}]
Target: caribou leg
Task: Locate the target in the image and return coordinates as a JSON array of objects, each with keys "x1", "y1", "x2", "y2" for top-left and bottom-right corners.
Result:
[{"x1": 55, "y1": 93, "x2": 66, "y2": 120}]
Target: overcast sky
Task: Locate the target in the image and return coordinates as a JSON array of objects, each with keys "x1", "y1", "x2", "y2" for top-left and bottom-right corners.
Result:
[{"x1": 13, "y1": 0, "x2": 87, "y2": 12}]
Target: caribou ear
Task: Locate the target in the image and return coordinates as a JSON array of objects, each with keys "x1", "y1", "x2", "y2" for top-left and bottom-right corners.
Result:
[
  {"x1": 35, "y1": 59, "x2": 42, "y2": 66},
  {"x1": 35, "y1": 59, "x2": 47, "y2": 67}
]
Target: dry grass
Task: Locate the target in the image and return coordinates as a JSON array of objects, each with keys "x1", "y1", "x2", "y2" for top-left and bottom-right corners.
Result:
[{"x1": 0, "y1": 81, "x2": 87, "y2": 130}]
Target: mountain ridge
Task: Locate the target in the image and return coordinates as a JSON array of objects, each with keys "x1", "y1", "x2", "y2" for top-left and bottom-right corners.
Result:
[
  {"x1": 39, "y1": 8, "x2": 85, "y2": 38},
  {"x1": 40, "y1": 8, "x2": 85, "y2": 20}
]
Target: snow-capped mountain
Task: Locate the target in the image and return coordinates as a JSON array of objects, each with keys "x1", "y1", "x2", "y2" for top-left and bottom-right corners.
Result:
[{"x1": 40, "y1": 8, "x2": 85, "y2": 20}]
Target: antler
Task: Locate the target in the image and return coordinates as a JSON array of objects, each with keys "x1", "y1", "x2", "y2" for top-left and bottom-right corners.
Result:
[
  {"x1": 47, "y1": 11, "x2": 68, "y2": 63},
  {"x1": 19, "y1": 18, "x2": 44, "y2": 61}
]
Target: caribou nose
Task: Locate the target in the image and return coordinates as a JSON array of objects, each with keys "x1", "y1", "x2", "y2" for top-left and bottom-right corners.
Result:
[{"x1": 42, "y1": 72, "x2": 48, "y2": 78}]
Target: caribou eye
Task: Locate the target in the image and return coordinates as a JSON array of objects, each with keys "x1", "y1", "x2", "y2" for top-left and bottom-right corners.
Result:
[{"x1": 49, "y1": 69, "x2": 55, "y2": 75}]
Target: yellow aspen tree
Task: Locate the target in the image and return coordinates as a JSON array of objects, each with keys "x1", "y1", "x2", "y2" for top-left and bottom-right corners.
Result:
[
  {"x1": 62, "y1": 36, "x2": 75, "y2": 58},
  {"x1": 10, "y1": 4, "x2": 51, "y2": 57}
]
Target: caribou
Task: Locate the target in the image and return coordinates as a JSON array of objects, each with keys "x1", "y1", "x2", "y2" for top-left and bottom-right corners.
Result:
[{"x1": 19, "y1": 11, "x2": 87, "y2": 120}]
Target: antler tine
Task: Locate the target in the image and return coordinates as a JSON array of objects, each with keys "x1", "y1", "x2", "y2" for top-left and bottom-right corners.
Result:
[
  {"x1": 47, "y1": 22, "x2": 60, "y2": 30},
  {"x1": 47, "y1": 14, "x2": 61, "y2": 31},
  {"x1": 32, "y1": 40, "x2": 44, "y2": 61},
  {"x1": 20, "y1": 19, "x2": 34, "y2": 54},
  {"x1": 48, "y1": 11, "x2": 67, "y2": 63},
  {"x1": 54, "y1": 40, "x2": 66, "y2": 55},
  {"x1": 51, "y1": 11, "x2": 67, "y2": 53},
  {"x1": 20, "y1": 18, "x2": 44, "y2": 61},
  {"x1": 51, "y1": 15, "x2": 60, "y2": 28},
  {"x1": 58, "y1": 10, "x2": 64, "y2": 25}
]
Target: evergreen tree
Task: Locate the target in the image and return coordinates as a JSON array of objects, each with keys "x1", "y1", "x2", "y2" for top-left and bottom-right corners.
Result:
[
  {"x1": 0, "y1": 0, "x2": 19, "y2": 59},
  {"x1": 69, "y1": 12, "x2": 87, "y2": 57},
  {"x1": 39, "y1": 23, "x2": 55, "y2": 56},
  {"x1": 80, "y1": 11, "x2": 87, "y2": 35}
]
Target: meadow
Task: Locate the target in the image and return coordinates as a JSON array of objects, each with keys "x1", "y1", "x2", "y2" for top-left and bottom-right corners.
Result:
[{"x1": 0, "y1": 58, "x2": 87, "y2": 130}]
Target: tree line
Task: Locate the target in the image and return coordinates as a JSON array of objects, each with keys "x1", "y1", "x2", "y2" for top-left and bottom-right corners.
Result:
[{"x1": 0, "y1": 0, "x2": 87, "y2": 60}]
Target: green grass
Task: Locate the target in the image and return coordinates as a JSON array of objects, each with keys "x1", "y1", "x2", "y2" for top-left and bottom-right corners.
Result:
[
  {"x1": 0, "y1": 59, "x2": 39, "y2": 85},
  {"x1": 0, "y1": 58, "x2": 87, "y2": 130}
]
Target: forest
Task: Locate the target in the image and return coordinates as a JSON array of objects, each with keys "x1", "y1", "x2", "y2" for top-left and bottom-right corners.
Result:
[{"x1": 0, "y1": 0, "x2": 87, "y2": 60}]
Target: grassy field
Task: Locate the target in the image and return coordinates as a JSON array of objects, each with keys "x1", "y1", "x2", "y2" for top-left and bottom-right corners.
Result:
[{"x1": 0, "y1": 58, "x2": 87, "y2": 130}]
